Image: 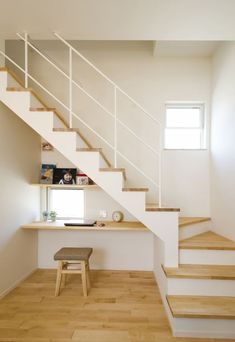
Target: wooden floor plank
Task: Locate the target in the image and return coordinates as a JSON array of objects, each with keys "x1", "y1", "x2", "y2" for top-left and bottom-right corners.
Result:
[{"x1": 0, "y1": 269, "x2": 230, "y2": 341}]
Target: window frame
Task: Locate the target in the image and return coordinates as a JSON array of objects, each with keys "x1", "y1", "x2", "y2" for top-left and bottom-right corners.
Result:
[{"x1": 164, "y1": 103, "x2": 206, "y2": 150}]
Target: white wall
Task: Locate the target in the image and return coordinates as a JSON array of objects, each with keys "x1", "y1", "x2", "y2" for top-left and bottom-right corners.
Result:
[
  {"x1": 0, "y1": 102, "x2": 41, "y2": 297},
  {"x1": 38, "y1": 230, "x2": 154, "y2": 270},
  {"x1": 6, "y1": 40, "x2": 211, "y2": 215},
  {"x1": 211, "y1": 42, "x2": 235, "y2": 240},
  {"x1": 0, "y1": 39, "x2": 4, "y2": 66}
]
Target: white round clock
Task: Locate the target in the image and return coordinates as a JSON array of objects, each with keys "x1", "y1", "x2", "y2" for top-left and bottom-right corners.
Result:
[{"x1": 112, "y1": 211, "x2": 124, "y2": 222}]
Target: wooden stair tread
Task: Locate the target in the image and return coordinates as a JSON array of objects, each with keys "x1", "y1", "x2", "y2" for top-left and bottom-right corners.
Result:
[
  {"x1": 167, "y1": 295, "x2": 235, "y2": 319},
  {"x1": 29, "y1": 107, "x2": 56, "y2": 111},
  {"x1": 99, "y1": 168, "x2": 127, "y2": 180},
  {"x1": 146, "y1": 206, "x2": 180, "y2": 212},
  {"x1": 122, "y1": 187, "x2": 148, "y2": 192},
  {"x1": 76, "y1": 148, "x2": 102, "y2": 152},
  {"x1": 54, "y1": 128, "x2": 87, "y2": 133},
  {"x1": 6, "y1": 86, "x2": 32, "y2": 92},
  {"x1": 163, "y1": 264, "x2": 235, "y2": 279},
  {"x1": 179, "y1": 217, "x2": 211, "y2": 228},
  {"x1": 179, "y1": 231, "x2": 235, "y2": 250}
]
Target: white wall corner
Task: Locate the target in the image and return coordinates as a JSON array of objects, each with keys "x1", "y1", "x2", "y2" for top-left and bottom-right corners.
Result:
[{"x1": 0, "y1": 39, "x2": 5, "y2": 66}]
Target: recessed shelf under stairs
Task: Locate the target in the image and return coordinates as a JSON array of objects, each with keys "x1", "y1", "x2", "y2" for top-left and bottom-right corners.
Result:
[{"x1": 31, "y1": 183, "x2": 98, "y2": 189}]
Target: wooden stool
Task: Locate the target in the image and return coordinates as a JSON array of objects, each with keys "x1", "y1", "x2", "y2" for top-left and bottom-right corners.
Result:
[{"x1": 54, "y1": 247, "x2": 93, "y2": 297}]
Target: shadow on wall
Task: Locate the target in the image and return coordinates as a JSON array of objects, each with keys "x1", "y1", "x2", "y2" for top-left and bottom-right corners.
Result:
[{"x1": 0, "y1": 229, "x2": 38, "y2": 297}]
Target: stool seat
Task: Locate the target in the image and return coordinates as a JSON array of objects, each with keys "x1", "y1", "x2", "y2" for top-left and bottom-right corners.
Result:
[
  {"x1": 54, "y1": 247, "x2": 93, "y2": 261},
  {"x1": 54, "y1": 247, "x2": 93, "y2": 297}
]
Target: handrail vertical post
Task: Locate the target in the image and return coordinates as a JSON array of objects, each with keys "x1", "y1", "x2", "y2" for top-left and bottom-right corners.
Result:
[
  {"x1": 24, "y1": 33, "x2": 28, "y2": 88},
  {"x1": 69, "y1": 47, "x2": 72, "y2": 128},
  {"x1": 114, "y1": 86, "x2": 117, "y2": 167},
  {"x1": 158, "y1": 124, "x2": 162, "y2": 207}
]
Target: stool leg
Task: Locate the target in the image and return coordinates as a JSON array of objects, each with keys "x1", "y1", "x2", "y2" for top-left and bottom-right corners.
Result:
[
  {"x1": 86, "y1": 261, "x2": 91, "y2": 290},
  {"x1": 81, "y1": 261, "x2": 88, "y2": 297},
  {"x1": 61, "y1": 273, "x2": 67, "y2": 288},
  {"x1": 61, "y1": 262, "x2": 67, "y2": 288},
  {"x1": 55, "y1": 261, "x2": 63, "y2": 296}
]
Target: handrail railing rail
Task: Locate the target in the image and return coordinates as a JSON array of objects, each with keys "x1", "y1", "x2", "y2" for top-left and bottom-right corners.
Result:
[
  {"x1": 17, "y1": 33, "x2": 115, "y2": 119},
  {"x1": 0, "y1": 32, "x2": 162, "y2": 206},
  {"x1": 54, "y1": 32, "x2": 161, "y2": 126},
  {"x1": 0, "y1": 49, "x2": 114, "y2": 149}
]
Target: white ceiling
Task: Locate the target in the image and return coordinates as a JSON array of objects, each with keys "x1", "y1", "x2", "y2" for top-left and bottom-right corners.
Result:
[{"x1": 0, "y1": 0, "x2": 235, "y2": 40}]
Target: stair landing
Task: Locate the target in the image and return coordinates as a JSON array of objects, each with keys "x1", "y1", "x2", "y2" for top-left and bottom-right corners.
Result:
[{"x1": 179, "y1": 231, "x2": 235, "y2": 250}]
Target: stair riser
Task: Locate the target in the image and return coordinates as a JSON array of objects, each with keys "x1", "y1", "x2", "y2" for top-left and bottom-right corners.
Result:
[
  {"x1": 171, "y1": 316, "x2": 235, "y2": 339},
  {"x1": 167, "y1": 278, "x2": 235, "y2": 296},
  {"x1": 0, "y1": 72, "x2": 7, "y2": 90},
  {"x1": 180, "y1": 249, "x2": 235, "y2": 265},
  {"x1": 96, "y1": 172, "x2": 123, "y2": 190},
  {"x1": 0, "y1": 90, "x2": 30, "y2": 114},
  {"x1": 179, "y1": 221, "x2": 212, "y2": 241}
]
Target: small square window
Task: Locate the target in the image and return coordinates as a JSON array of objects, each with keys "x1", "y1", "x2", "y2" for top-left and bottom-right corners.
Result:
[
  {"x1": 164, "y1": 104, "x2": 205, "y2": 149},
  {"x1": 49, "y1": 189, "x2": 84, "y2": 219}
]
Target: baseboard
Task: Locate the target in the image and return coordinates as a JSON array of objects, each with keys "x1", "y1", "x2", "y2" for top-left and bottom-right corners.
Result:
[{"x1": 0, "y1": 268, "x2": 37, "y2": 299}]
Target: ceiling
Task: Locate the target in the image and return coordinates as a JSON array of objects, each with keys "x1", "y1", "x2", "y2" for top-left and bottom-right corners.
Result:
[{"x1": 0, "y1": 0, "x2": 235, "y2": 40}]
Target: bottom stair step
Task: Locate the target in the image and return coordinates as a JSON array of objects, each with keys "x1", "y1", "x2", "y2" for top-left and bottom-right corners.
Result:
[{"x1": 167, "y1": 295, "x2": 235, "y2": 319}]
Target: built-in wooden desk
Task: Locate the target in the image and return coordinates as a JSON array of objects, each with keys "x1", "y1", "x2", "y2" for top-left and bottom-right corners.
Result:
[{"x1": 21, "y1": 220, "x2": 148, "y2": 232}]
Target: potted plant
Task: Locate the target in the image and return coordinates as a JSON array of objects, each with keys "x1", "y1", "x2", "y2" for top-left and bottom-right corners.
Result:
[
  {"x1": 49, "y1": 211, "x2": 57, "y2": 221},
  {"x1": 42, "y1": 210, "x2": 49, "y2": 222}
]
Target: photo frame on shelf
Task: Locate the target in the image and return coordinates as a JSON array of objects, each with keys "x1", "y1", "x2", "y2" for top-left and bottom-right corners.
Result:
[
  {"x1": 40, "y1": 164, "x2": 56, "y2": 184},
  {"x1": 53, "y1": 168, "x2": 77, "y2": 185},
  {"x1": 76, "y1": 173, "x2": 89, "y2": 185}
]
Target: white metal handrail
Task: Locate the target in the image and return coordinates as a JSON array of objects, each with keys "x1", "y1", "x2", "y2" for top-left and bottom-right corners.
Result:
[
  {"x1": 117, "y1": 118, "x2": 159, "y2": 156},
  {"x1": 117, "y1": 150, "x2": 159, "y2": 187},
  {"x1": 0, "y1": 50, "x2": 114, "y2": 150},
  {"x1": 17, "y1": 33, "x2": 115, "y2": 120},
  {"x1": 17, "y1": 33, "x2": 159, "y2": 158},
  {"x1": 54, "y1": 32, "x2": 161, "y2": 126},
  {"x1": 0, "y1": 32, "x2": 162, "y2": 206}
]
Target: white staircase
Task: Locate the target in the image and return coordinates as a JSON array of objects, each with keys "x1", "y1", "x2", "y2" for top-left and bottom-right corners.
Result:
[{"x1": 0, "y1": 68, "x2": 179, "y2": 268}]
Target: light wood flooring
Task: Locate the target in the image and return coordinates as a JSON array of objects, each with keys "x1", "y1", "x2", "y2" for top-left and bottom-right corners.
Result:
[{"x1": 0, "y1": 269, "x2": 231, "y2": 342}]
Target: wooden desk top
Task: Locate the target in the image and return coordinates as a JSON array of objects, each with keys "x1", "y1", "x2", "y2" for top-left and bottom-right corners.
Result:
[{"x1": 21, "y1": 220, "x2": 149, "y2": 232}]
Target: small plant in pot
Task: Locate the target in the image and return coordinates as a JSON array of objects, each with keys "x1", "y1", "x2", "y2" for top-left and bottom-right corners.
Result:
[
  {"x1": 42, "y1": 210, "x2": 49, "y2": 222},
  {"x1": 49, "y1": 211, "x2": 57, "y2": 221}
]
